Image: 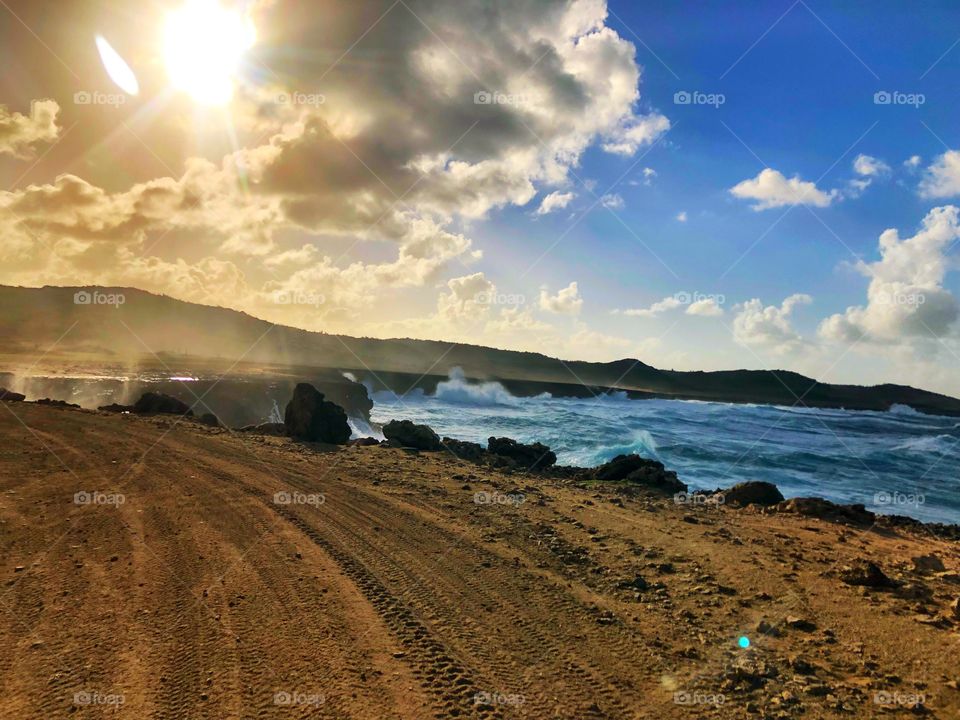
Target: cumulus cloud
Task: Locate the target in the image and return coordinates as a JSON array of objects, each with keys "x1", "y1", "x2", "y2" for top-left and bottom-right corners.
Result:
[
  {"x1": 539, "y1": 281, "x2": 583, "y2": 315},
  {"x1": 0, "y1": 100, "x2": 60, "y2": 158},
  {"x1": 819, "y1": 206, "x2": 960, "y2": 344},
  {"x1": 619, "y1": 293, "x2": 724, "y2": 318},
  {"x1": 733, "y1": 293, "x2": 812, "y2": 353},
  {"x1": 919, "y1": 150, "x2": 960, "y2": 198},
  {"x1": 686, "y1": 297, "x2": 723, "y2": 316},
  {"x1": 536, "y1": 190, "x2": 576, "y2": 215},
  {"x1": 675, "y1": 210, "x2": 687, "y2": 222},
  {"x1": 730, "y1": 168, "x2": 837, "y2": 210},
  {"x1": 853, "y1": 154, "x2": 890, "y2": 177},
  {"x1": 600, "y1": 193, "x2": 624, "y2": 209},
  {"x1": 601, "y1": 113, "x2": 670, "y2": 156},
  {"x1": 618, "y1": 295, "x2": 682, "y2": 317},
  {"x1": 904, "y1": 155, "x2": 922, "y2": 170}
]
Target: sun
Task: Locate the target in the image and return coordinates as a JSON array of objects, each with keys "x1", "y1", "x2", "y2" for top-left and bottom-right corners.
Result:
[{"x1": 163, "y1": 0, "x2": 256, "y2": 106}]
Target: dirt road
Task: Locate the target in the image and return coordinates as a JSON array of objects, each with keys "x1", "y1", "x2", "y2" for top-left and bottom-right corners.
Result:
[{"x1": 0, "y1": 404, "x2": 958, "y2": 718}]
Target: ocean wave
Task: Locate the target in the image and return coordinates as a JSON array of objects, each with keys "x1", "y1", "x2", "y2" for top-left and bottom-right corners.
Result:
[
  {"x1": 888, "y1": 403, "x2": 921, "y2": 416},
  {"x1": 432, "y1": 367, "x2": 519, "y2": 406},
  {"x1": 562, "y1": 429, "x2": 660, "y2": 468},
  {"x1": 891, "y1": 434, "x2": 956, "y2": 454}
]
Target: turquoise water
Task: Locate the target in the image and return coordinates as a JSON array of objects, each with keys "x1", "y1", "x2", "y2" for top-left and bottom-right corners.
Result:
[{"x1": 368, "y1": 373, "x2": 960, "y2": 525}]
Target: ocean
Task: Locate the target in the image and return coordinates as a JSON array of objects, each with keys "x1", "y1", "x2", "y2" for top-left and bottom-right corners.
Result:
[{"x1": 366, "y1": 372, "x2": 960, "y2": 525}]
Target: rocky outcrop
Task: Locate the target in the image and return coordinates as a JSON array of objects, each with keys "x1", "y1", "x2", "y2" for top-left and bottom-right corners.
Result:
[
  {"x1": 442, "y1": 437, "x2": 486, "y2": 463},
  {"x1": 198, "y1": 413, "x2": 221, "y2": 428},
  {"x1": 592, "y1": 454, "x2": 685, "y2": 494},
  {"x1": 383, "y1": 420, "x2": 442, "y2": 451},
  {"x1": 35, "y1": 398, "x2": 81, "y2": 408},
  {"x1": 839, "y1": 560, "x2": 898, "y2": 588},
  {"x1": 99, "y1": 403, "x2": 134, "y2": 413},
  {"x1": 723, "y1": 481, "x2": 785, "y2": 507},
  {"x1": 133, "y1": 392, "x2": 194, "y2": 416},
  {"x1": 348, "y1": 437, "x2": 380, "y2": 447},
  {"x1": 769, "y1": 497, "x2": 875, "y2": 526},
  {"x1": 0, "y1": 388, "x2": 25, "y2": 402},
  {"x1": 284, "y1": 383, "x2": 351, "y2": 444},
  {"x1": 594, "y1": 454, "x2": 652, "y2": 482},
  {"x1": 487, "y1": 437, "x2": 556, "y2": 470}
]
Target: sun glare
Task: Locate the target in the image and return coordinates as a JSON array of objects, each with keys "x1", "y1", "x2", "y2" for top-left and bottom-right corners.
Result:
[
  {"x1": 163, "y1": 0, "x2": 256, "y2": 106},
  {"x1": 95, "y1": 36, "x2": 139, "y2": 96}
]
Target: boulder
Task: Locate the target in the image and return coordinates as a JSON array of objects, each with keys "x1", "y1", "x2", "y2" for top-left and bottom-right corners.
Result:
[
  {"x1": 383, "y1": 420, "x2": 442, "y2": 451},
  {"x1": 772, "y1": 497, "x2": 875, "y2": 526},
  {"x1": 594, "y1": 454, "x2": 655, "y2": 482},
  {"x1": 0, "y1": 388, "x2": 25, "y2": 402},
  {"x1": 348, "y1": 436, "x2": 380, "y2": 447},
  {"x1": 487, "y1": 436, "x2": 556, "y2": 470},
  {"x1": 99, "y1": 403, "x2": 134, "y2": 413},
  {"x1": 198, "y1": 413, "x2": 221, "y2": 428},
  {"x1": 284, "y1": 383, "x2": 351, "y2": 444},
  {"x1": 724, "y1": 481, "x2": 785, "y2": 507},
  {"x1": 441, "y1": 437, "x2": 486, "y2": 463},
  {"x1": 34, "y1": 398, "x2": 80, "y2": 408},
  {"x1": 839, "y1": 559, "x2": 898, "y2": 589},
  {"x1": 624, "y1": 466, "x2": 687, "y2": 495},
  {"x1": 133, "y1": 392, "x2": 194, "y2": 416}
]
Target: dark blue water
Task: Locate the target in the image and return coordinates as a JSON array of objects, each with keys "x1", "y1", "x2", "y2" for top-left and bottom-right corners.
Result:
[{"x1": 369, "y1": 374, "x2": 960, "y2": 525}]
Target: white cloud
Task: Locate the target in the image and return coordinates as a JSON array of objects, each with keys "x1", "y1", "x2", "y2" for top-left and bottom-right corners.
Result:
[
  {"x1": 819, "y1": 206, "x2": 960, "y2": 343},
  {"x1": 539, "y1": 281, "x2": 583, "y2": 315},
  {"x1": 536, "y1": 190, "x2": 576, "y2": 215},
  {"x1": 602, "y1": 113, "x2": 670, "y2": 156},
  {"x1": 0, "y1": 100, "x2": 60, "y2": 158},
  {"x1": 733, "y1": 293, "x2": 812, "y2": 353},
  {"x1": 686, "y1": 297, "x2": 723, "y2": 316},
  {"x1": 919, "y1": 150, "x2": 960, "y2": 198},
  {"x1": 904, "y1": 155, "x2": 922, "y2": 170},
  {"x1": 600, "y1": 193, "x2": 624, "y2": 209},
  {"x1": 675, "y1": 210, "x2": 687, "y2": 222},
  {"x1": 853, "y1": 154, "x2": 890, "y2": 177},
  {"x1": 629, "y1": 167, "x2": 657, "y2": 187},
  {"x1": 730, "y1": 168, "x2": 837, "y2": 210},
  {"x1": 618, "y1": 295, "x2": 682, "y2": 317}
]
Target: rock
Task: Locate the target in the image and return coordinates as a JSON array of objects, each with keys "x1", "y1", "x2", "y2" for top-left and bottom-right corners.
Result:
[
  {"x1": 784, "y1": 616, "x2": 816, "y2": 632},
  {"x1": 382, "y1": 420, "x2": 442, "y2": 451},
  {"x1": 839, "y1": 560, "x2": 898, "y2": 589},
  {"x1": 772, "y1": 497, "x2": 875, "y2": 526},
  {"x1": 595, "y1": 454, "x2": 654, "y2": 481},
  {"x1": 348, "y1": 437, "x2": 379, "y2": 447},
  {"x1": 487, "y1": 436, "x2": 556, "y2": 470},
  {"x1": 912, "y1": 554, "x2": 946, "y2": 574},
  {"x1": 284, "y1": 383, "x2": 351, "y2": 444},
  {"x1": 723, "y1": 481, "x2": 785, "y2": 507},
  {"x1": 625, "y1": 466, "x2": 686, "y2": 495},
  {"x1": 0, "y1": 388, "x2": 25, "y2": 402},
  {"x1": 98, "y1": 403, "x2": 134, "y2": 413},
  {"x1": 198, "y1": 413, "x2": 221, "y2": 428},
  {"x1": 34, "y1": 398, "x2": 80, "y2": 408},
  {"x1": 441, "y1": 437, "x2": 486, "y2": 463},
  {"x1": 133, "y1": 392, "x2": 194, "y2": 416}
]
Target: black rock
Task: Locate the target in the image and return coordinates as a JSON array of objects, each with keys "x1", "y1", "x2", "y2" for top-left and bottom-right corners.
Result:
[
  {"x1": 35, "y1": 398, "x2": 80, "y2": 408},
  {"x1": 133, "y1": 392, "x2": 194, "y2": 416},
  {"x1": 383, "y1": 420, "x2": 442, "y2": 451},
  {"x1": 0, "y1": 388, "x2": 25, "y2": 402},
  {"x1": 441, "y1": 437, "x2": 486, "y2": 463},
  {"x1": 772, "y1": 497, "x2": 875, "y2": 526},
  {"x1": 594, "y1": 454, "x2": 661, "y2": 482},
  {"x1": 723, "y1": 481, "x2": 785, "y2": 507},
  {"x1": 284, "y1": 383, "x2": 351, "y2": 444},
  {"x1": 487, "y1": 436, "x2": 556, "y2": 470},
  {"x1": 839, "y1": 559, "x2": 898, "y2": 588},
  {"x1": 348, "y1": 437, "x2": 380, "y2": 447},
  {"x1": 198, "y1": 413, "x2": 221, "y2": 428},
  {"x1": 99, "y1": 403, "x2": 134, "y2": 413},
  {"x1": 624, "y1": 465, "x2": 687, "y2": 495}
]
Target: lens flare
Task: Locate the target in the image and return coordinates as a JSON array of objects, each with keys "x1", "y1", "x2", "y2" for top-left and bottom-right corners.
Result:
[
  {"x1": 738, "y1": 636, "x2": 750, "y2": 649},
  {"x1": 95, "y1": 36, "x2": 139, "y2": 96},
  {"x1": 163, "y1": 0, "x2": 256, "y2": 105}
]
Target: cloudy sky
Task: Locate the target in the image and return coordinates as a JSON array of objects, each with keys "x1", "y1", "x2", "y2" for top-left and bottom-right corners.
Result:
[{"x1": 3, "y1": 0, "x2": 960, "y2": 395}]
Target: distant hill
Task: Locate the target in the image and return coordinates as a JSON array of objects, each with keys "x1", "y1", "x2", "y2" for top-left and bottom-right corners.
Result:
[{"x1": 3, "y1": 284, "x2": 960, "y2": 416}]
